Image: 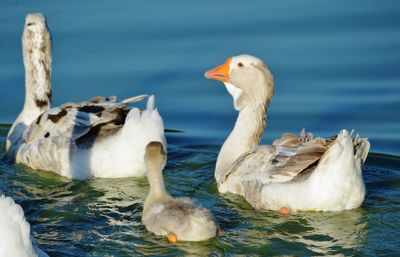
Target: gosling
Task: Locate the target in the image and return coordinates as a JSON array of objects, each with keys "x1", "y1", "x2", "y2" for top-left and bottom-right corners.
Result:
[{"x1": 142, "y1": 141, "x2": 218, "y2": 242}]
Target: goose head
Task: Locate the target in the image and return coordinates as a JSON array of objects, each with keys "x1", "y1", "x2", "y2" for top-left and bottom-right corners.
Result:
[
  {"x1": 23, "y1": 13, "x2": 51, "y2": 55},
  {"x1": 204, "y1": 55, "x2": 274, "y2": 110},
  {"x1": 24, "y1": 13, "x2": 49, "y2": 38},
  {"x1": 25, "y1": 13, "x2": 46, "y2": 29}
]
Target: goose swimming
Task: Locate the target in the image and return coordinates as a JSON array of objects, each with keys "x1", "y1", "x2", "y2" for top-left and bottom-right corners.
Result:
[
  {"x1": 5, "y1": 13, "x2": 165, "y2": 179},
  {"x1": 142, "y1": 142, "x2": 218, "y2": 242},
  {"x1": 204, "y1": 54, "x2": 370, "y2": 212},
  {"x1": 0, "y1": 194, "x2": 48, "y2": 257}
]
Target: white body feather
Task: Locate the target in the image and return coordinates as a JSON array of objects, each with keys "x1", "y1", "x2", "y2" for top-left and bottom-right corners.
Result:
[
  {"x1": 87, "y1": 96, "x2": 165, "y2": 178},
  {"x1": 220, "y1": 130, "x2": 368, "y2": 212},
  {"x1": 0, "y1": 195, "x2": 48, "y2": 257},
  {"x1": 12, "y1": 96, "x2": 165, "y2": 179}
]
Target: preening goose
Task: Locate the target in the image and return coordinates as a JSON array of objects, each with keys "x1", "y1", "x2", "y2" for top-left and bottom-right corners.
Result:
[
  {"x1": 204, "y1": 55, "x2": 370, "y2": 212},
  {"x1": 5, "y1": 13, "x2": 165, "y2": 179},
  {"x1": 0, "y1": 195, "x2": 48, "y2": 257},
  {"x1": 142, "y1": 142, "x2": 217, "y2": 242}
]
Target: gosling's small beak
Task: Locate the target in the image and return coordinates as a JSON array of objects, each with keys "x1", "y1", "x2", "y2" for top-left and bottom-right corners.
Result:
[{"x1": 204, "y1": 57, "x2": 232, "y2": 83}]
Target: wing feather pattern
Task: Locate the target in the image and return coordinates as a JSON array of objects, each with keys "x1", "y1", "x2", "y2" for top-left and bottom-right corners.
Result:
[
  {"x1": 221, "y1": 131, "x2": 335, "y2": 186},
  {"x1": 23, "y1": 95, "x2": 147, "y2": 146}
]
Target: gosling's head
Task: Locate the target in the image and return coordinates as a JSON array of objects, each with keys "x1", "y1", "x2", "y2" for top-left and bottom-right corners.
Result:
[
  {"x1": 205, "y1": 54, "x2": 274, "y2": 110},
  {"x1": 145, "y1": 141, "x2": 167, "y2": 171}
]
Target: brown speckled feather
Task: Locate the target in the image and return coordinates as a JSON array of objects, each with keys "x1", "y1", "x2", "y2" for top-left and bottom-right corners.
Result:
[{"x1": 23, "y1": 95, "x2": 146, "y2": 146}]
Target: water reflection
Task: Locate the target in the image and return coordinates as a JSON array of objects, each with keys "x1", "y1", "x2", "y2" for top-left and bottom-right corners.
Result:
[
  {"x1": 289, "y1": 210, "x2": 367, "y2": 255},
  {"x1": 218, "y1": 192, "x2": 367, "y2": 255}
]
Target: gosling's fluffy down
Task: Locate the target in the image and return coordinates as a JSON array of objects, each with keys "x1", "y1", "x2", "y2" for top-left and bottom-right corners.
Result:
[
  {"x1": 142, "y1": 197, "x2": 217, "y2": 241},
  {"x1": 141, "y1": 142, "x2": 217, "y2": 242}
]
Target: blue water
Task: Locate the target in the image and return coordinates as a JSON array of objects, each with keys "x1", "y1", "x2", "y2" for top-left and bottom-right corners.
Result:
[{"x1": 1, "y1": 0, "x2": 400, "y2": 256}]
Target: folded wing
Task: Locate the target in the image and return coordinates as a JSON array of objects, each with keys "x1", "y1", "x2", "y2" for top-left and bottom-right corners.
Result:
[
  {"x1": 221, "y1": 130, "x2": 335, "y2": 186},
  {"x1": 23, "y1": 95, "x2": 147, "y2": 146}
]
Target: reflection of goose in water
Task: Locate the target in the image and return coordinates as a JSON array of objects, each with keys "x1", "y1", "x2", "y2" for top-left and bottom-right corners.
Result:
[
  {"x1": 6, "y1": 13, "x2": 165, "y2": 179},
  {"x1": 142, "y1": 142, "x2": 217, "y2": 242},
  {"x1": 205, "y1": 55, "x2": 370, "y2": 212},
  {"x1": 289, "y1": 211, "x2": 367, "y2": 255},
  {"x1": 0, "y1": 195, "x2": 48, "y2": 257}
]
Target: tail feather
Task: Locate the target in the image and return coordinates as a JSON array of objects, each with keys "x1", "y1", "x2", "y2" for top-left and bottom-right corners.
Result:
[
  {"x1": 354, "y1": 137, "x2": 370, "y2": 166},
  {"x1": 349, "y1": 129, "x2": 355, "y2": 138},
  {"x1": 146, "y1": 95, "x2": 155, "y2": 111},
  {"x1": 320, "y1": 129, "x2": 370, "y2": 168},
  {"x1": 123, "y1": 95, "x2": 165, "y2": 150},
  {"x1": 125, "y1": 95, "x2": 160, "y2": 122},
  {"x1": 125, "y1": 107, "x2": 141, "y2": 122},
  {"x1": 338, "y1": 129, "x2": 370, "y2": 166}
]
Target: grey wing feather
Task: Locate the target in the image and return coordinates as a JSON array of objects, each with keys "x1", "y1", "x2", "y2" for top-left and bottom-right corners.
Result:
[
  {"x1": 223, "y1": 131, "x2": 334, "y2": 185},
  {"x1": 16, "y1": 136, "x2": 72, "y2": 176}
]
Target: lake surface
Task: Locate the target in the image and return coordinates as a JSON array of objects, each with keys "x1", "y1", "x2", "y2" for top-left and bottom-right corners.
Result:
[{"x1": 1, "y1": 0, "x2": 400, "y2": 256}]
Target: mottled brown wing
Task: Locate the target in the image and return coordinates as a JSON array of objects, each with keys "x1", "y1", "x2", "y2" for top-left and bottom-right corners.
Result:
[{"x1": 24, "y1": 100, "x2": 130, "y2": 145}]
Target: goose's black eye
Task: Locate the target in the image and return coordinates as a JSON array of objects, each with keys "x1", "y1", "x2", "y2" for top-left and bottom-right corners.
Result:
[{"x1": 238, "y1": 62, "x2": 243, "y2": 67}]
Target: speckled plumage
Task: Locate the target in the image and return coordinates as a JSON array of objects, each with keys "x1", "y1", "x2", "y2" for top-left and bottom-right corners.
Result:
[
  {"x1": 12, "y1": 95, "x2": 165, "y2": 179},
  {"x1": 6, "y1": 13, "x2": 165, "y2": 179}
]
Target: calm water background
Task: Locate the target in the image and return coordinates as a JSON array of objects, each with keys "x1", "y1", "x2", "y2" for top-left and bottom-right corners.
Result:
[{"x1": 1, "y1": 0, "x2": 400, "y2": 256}]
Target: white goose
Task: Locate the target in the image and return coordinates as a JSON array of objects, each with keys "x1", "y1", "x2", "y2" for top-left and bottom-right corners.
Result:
[
  {"x1": 0, "y1": 194, "x2": 48, "y2": 257},
  {"x1": 5, "y1": 13, "x2": 165, "y2": 179},
  {"x1": 204, "y1": 55, "x2": 370, "y2": 212},
  {"x1": 142, "y1": 142, "x2": 218, "y2": 242}
]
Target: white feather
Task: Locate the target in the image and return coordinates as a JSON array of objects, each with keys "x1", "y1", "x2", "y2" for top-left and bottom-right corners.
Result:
[{"x1": 0, "y1": 195, "x2": 48, "y2": 257}]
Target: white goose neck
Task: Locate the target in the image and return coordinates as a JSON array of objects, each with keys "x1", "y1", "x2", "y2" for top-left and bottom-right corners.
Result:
[
  {"x1": 215, "y1": 101, "x2": 268, "y2": 182},
  {"x1": 5, "y1": 16, "x2": 53, "y2": 152},
  {"x1": 21, "y1": 21, "x2": 52, "y2": 124}
]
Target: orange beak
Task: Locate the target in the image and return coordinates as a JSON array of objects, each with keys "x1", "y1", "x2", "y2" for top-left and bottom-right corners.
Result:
[{"x1": 204, "y1": 57, "x2": 232, "y2": 82}]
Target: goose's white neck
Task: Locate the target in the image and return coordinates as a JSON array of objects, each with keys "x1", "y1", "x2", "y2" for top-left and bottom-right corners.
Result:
[
  {"x1": 6, "y1": 18, "x2": 52, "y2": 152},
  {"x1": 21, "y1": 23, "x2": 52, "y2": 123},
  {"x1": 215, "y1": 100, "x2": 268, "y2": 182},
  {"x1": 22, "y1": 23, "x2": 52, "y2": 118},
  {"x1": 143, "y1": 161, "x2": 170, "y2": 211}
]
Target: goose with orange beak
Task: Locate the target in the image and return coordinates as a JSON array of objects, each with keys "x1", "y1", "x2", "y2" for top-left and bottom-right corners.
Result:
[{"x1": 205, "y1": 54, "x2": 370, "y2": 212}]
